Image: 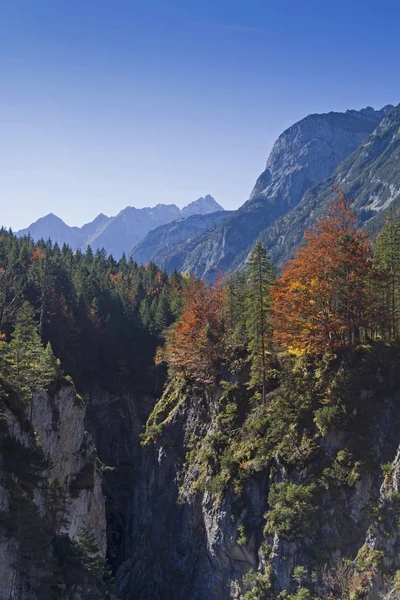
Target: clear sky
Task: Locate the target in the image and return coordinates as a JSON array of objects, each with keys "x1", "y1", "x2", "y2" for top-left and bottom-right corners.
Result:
[{"x1": 1, "y1": 0, "x2": 399, "y2": 230}]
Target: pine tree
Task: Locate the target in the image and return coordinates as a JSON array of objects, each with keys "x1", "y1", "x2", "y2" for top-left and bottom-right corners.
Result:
[
  {"x1": 153, "y1": 289, "x2": 171, "y2": 334},
  {"x1": 223, "y1": 271, "x2": 248, "y2": 351},
  {"x1": 374, "y1": 209, "x2": 400, "y2": 339},
  {"x1": 244, "y1": 242, "x2": 275, "y2": 402},
  {"x1": 2, "y1": 301, "x2": 59, "y2": 404},
  {"x1": 29, "y1": 245, "x2": 53, "y2": 338}
]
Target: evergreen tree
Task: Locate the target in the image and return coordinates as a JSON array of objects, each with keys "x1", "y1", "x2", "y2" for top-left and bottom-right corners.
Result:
[
  {"x1": 224, "y1": 270, "x2": 248, "y2": 350},
  {"x1": 374, "y1": 209, "x2": 400, "y2": 339},
  {"x1": 153, "y1": 289, "x2": 171, "y2": 333},
  {"x1": 244, "y1": 243, "x2": 275, "y2": 402},
  {"x1": 2, "y1": 301, "x2": 59, "y2": 404}
]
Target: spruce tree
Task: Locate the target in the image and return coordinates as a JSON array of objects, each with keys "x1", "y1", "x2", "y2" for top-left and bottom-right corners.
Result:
[
  {"x1": 244, "y1": 243, "x2": 275, "y2": 402},
  {"x1": 2, "y1": 301, "x2": 59, "y2": 404},
  {"x1": 224, "y1": 271, "x2": 248, "y2": 350},
  {"x1": 153, "y1": 289, "x2": 171, "y2": 333},
  {"x1": 374, "y1": 210, "x2": 400, "y2": 339}
]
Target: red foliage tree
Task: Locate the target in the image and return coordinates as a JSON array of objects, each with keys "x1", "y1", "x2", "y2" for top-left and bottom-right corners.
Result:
[
  {"x1": 162, "y1": 275, "x2": 224, "y2": 382},
  {"x1": 271, "y1": 193, "x2": 374, "y2": 353}
]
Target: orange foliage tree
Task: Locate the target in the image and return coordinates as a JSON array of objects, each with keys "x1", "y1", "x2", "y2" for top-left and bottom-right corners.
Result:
[
  {"x1": 271, "y1": 193, "x2": 374, "y2": 353},
  {"x1": 30, "y1": 247, "x2": 46, "y2": 263},
  {"x1": 161, "y1": 275, "x2": 224, "y2": 382}
]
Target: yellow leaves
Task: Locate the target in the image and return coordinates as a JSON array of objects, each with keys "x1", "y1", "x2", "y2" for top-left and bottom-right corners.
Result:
[
  {"x1": 287, "y1": 346, "x2": 307, "y2": 357},
  {"x1": 154, "y1": 346, "x2": 166, "y2": 367},
  {"x1": 287, "y1": 280, "x2": 306, "y2": 293}
]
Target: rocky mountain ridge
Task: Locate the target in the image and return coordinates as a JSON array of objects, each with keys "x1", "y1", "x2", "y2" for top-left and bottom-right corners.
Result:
[
  {"x1": 146, "y1": 105, "x2": 395, "y2": 280},
  {"x1": 16, "y1": 195, "x2": 224, "y2": 259},
  {"x1": 259, "y1": 103, "x2": 400, "y2": 264}
]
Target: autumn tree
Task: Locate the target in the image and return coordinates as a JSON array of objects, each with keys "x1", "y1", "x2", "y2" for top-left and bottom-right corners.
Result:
[
  {"x1": 161, "y1": 276, "x2": 224, "y2": 382},
  {"x1": 244, "y1": 243, "x2": 275, "y2": 401},
  {"x1": 271, "y1": 193, "x2": 374, "y2": 353}
]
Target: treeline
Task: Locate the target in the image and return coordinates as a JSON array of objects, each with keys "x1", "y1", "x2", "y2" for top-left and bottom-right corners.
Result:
[
  {"x1": 159, "y1": 192, "x2": 400, "y2": 399},
  {"x1": 0, "y1": 230, "x2": 187, "y2": 393}
]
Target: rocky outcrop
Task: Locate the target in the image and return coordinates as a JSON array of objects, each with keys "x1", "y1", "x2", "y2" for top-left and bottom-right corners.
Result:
[
  {"x1": 250, "y1": 106, "x2": 393, "y2": 208},
  {"x1": 31, "y1": 386, "x2": 106, "y2": 552},
  {"x1": 0, "y1": 383, "x2": 107, "y2": 599}
]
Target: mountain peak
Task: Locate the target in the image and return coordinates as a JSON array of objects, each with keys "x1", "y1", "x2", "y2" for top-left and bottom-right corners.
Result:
[
  {"x1": 181, "y1": 195, "x2": 224, "y2": 218},
  {"x1": 41, "y1": 213, "x2": 66, "y2": 224}
]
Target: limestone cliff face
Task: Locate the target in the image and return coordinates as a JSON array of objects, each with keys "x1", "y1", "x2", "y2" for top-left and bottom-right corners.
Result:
[
  {"x1": 90, "y1": 348, "x2": 400, "y2": 600},
  {"x1": 0, "y1": 383, "x2": 107, "y2": 599},
  {"x1": 31, "y1": 387, "x2": 106, "y2": 552}
]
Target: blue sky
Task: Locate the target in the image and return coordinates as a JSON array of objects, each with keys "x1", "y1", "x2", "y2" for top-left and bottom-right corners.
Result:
[{"x1": 1, "y1": 0, "x2": 399, "y2": 230}]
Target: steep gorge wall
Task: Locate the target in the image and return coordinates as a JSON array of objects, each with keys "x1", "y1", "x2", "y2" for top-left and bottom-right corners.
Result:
[
  {"x1": 0, "y1": 384, "x2": 107, "y2": 599},
  {"x1": 88, "y1": 347, "x2": 400, "y2": 600}
]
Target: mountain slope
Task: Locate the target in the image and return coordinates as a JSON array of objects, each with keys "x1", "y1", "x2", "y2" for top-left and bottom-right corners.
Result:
[
  {"x1": 132, "y1": 210, "x2": 230, "y2": 267},
  {"x1": 16, "y1": 195, "x2": 223, "y2": 258},
  {"x1": 259, "y1": 103, "x2": 400, "y2": 264},
  {"x1": 161, "y1": 106, "x2": 392, "y2": 280}
]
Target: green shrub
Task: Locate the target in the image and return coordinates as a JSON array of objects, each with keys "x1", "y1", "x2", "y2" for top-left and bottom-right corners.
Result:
[
  {"x1": 322, "y1": 449, "x2": 361, "y2": 489},
  {"x1": 264, "y1": 482, "x2": 318, "y2": 540},
  {"x1": 237, "y1": 523, "x2": 247, "y2": 546},
  {"x1": 242, "y1": 566, "x2": 274, "y2": 600},
  {"x1": 314, "y1": 403, "x2": 346, "y2": 436}
]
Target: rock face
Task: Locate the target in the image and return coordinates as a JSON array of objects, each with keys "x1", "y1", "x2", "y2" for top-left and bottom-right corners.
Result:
[
  {"x1": 249, "y1": 107, "x2": 392, "y2": 209},
  {"x1": 151, "y1": 106, "x2": 393, "y2": 281},
  {"x1": 31, "y1": 387, "x2": 107, "y2": 552},
  {"x1": 16, "y1": 195, "x2": 224, "y2": 259},
  {"x1": 0, "y1": 384, "x2": 107, "y2": 599},
  {"x1": 260, "y1": 103, "x2": 400, "y2": 265}
]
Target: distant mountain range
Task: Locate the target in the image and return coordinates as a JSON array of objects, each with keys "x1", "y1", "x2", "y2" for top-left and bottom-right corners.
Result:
[
  {"x1": 16, "y1": 195, "x2": 224, "y2": 258},
  {"x1": 16, "y1": 104, "x2": 400, "y2": 277}
]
